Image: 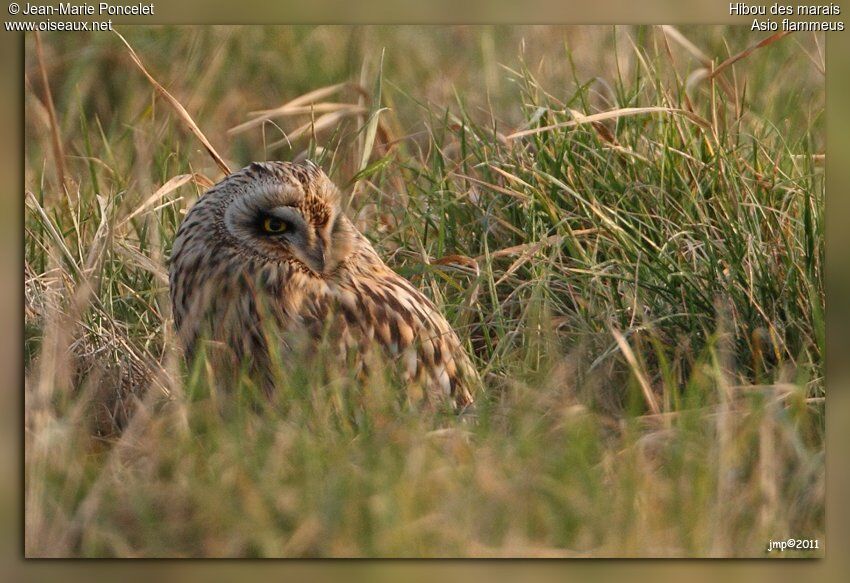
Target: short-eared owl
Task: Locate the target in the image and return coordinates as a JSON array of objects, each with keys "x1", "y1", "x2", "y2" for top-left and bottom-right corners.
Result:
[{"x1": 169, "y1": 161, "x2": 478, "y2": 408}]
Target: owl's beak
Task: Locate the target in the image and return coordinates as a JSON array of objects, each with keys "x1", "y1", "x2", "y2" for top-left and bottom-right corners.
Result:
[{"x1": 306, "y1": 241, "x2": 326, "y2": 274}]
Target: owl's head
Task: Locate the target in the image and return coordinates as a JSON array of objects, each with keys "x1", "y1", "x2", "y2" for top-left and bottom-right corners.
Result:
[{"x1": 200, "y1": 161, "x2": 356, "y2": 275}]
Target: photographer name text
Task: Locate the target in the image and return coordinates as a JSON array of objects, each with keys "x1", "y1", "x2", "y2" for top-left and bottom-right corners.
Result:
[{"x1": 17, "y1": 3, "x2": 154, "y2": 16}]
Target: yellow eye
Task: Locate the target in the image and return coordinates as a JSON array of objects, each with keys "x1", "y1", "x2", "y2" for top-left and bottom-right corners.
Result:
[{"x1": 263, "y1": 217, "x2": 287, "y2": 233}]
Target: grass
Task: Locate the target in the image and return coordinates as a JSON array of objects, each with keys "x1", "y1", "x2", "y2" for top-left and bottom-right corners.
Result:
[{"x1": 24, "y1": 25, "x2": 824, "y2": 557}]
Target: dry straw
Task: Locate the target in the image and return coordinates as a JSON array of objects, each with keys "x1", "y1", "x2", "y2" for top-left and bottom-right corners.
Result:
[{"x1": 114, "y1": 30, "x2": 232, "y2": 176}]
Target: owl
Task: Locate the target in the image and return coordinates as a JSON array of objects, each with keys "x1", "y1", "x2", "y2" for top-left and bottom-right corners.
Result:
[{"x1": 169, "y1": 161, "x2": 478, "y2": 409}]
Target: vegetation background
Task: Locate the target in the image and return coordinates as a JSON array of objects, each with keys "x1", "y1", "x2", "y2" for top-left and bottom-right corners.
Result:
[{"x1": 24, "y1": 25, "x2": 824, "y2": 557}]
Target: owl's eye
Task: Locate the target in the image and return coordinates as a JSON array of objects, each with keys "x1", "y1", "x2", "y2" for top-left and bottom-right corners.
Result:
[{"x1": 262, "y1": 217, "x2": 288, "y2": 234}]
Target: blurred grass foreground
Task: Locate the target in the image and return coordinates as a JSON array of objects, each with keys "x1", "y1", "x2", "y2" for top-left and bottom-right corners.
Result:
[{"x1": 24, "y1": 26, "x2": 824, "y2": 557}]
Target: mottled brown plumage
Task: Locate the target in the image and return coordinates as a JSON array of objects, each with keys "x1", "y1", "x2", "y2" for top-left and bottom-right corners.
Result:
[{"x1": 169, "y1": 161, "x2": 478, "y2": 408}]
